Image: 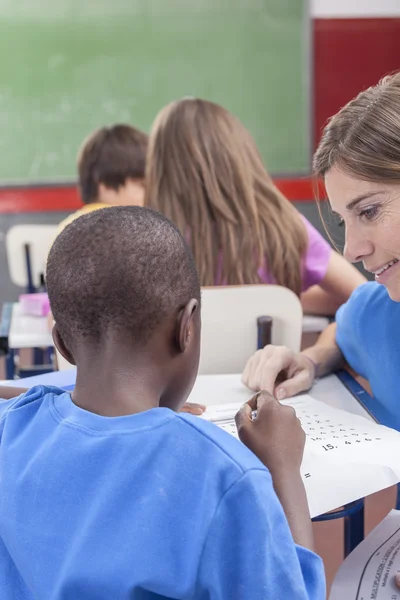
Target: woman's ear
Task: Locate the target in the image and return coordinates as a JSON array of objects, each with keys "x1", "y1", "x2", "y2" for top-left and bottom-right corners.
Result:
[
  {"x1": 52, "y1": 324, "x2": 76, "y2": 366},
  {"x1": 176, "y1": 299, "x2": 199, "y2": 353}
]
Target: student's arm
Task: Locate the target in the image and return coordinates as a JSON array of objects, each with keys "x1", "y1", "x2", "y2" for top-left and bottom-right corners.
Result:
[
  {"x1": 0, "y1": 386, "x2": 28, "y2": 400},
  {"x1": 196, "y1": 393, "x2": 325, "y2": 599},
  {"x1": 242, "y1": 322, "x2": 344, "y2": 398},
  {"x1": 301, "y1": 285, "x2": 343, "y2": 316},
  {"x1": 195, "y1": 469, "x2": 325, "y2": 600},
  {"x1": 302, "y1": 322, "x2": 345, "y2": 378},
  {"x1": 301, "y1": 252, "x2": 366, "y2": 316},
  {"x1": 236, "y1": 392, "x2": 314, "y2": 549}
]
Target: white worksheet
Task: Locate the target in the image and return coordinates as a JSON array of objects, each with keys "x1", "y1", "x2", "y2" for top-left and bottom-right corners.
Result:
[
  {"x1": 189, "y1": 378, "x2": 400, "y2": 518},
  {"x1": 330, "y1": 510, "x2": 400, "y2": 600}
]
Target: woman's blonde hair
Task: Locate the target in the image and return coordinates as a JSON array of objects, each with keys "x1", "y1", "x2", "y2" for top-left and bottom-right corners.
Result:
[
  {"x1": 145, "y1": 98, "x2": 307, "y2": 295},
  {"x1": 314, "y1": 72, "x2": 400, "y2": 181}
]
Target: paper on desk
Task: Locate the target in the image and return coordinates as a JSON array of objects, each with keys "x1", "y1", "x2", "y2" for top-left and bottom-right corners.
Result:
[
  {"x1": 199, "y1": 396, "x2": 400, "y2": 519},
  {"x1": 329, "y1": 509, "x2": 400, "y2": 600}
]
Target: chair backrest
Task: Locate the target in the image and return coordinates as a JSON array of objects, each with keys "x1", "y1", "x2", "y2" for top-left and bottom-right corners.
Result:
[
  {"x1": 199, "y1": 285, "x2": 303, "y2": 375},
  {"x1": 5, "y1": 224, "x2": 58, "y2": 290}
]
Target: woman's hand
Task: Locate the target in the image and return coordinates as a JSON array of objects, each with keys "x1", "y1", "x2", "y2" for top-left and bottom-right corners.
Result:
[{"x1": 242, "y1": 345, "x2": 315, "y2": 400}]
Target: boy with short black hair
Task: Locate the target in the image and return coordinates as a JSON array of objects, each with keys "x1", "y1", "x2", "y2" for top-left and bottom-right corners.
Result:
[{"x1": 0, "y1": 207, "x2": 325, "y2": 599}]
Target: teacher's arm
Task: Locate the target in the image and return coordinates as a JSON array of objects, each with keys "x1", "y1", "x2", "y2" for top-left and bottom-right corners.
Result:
[{"x1": 242, "y1": 322, "x2": 345, "y2": 398}]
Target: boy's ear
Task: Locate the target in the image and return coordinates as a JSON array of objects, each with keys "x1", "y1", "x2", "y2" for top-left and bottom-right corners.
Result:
[
  {"x1": 52, "y1": 324, "x2": 76, "y2": 366},
  {"x1": 176, "y1": 299, "x2": 199, "y2": 353}
]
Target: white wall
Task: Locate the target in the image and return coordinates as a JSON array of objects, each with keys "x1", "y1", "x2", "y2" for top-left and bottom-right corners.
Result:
[{"x1": 311, "y1": 0, "x2": 400, "y2": 18}]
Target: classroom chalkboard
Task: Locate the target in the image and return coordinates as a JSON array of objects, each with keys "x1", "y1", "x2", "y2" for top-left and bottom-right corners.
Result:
[{"x1": 0, "y1": 0, "x2": 310, "y2": 182}]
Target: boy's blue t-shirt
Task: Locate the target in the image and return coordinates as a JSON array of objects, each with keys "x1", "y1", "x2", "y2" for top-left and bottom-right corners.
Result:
[
  {"x1": 336, "y1": 281, "x2": 400, "y2": 412},
  {"x1": 0, "y1": 386, "x2": 324, "y2": 600}
]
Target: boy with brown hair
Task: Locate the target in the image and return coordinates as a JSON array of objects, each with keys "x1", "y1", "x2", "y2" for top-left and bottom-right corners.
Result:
[{"x1": 56, "y1": 124, "x2": 148, "y2": 235}]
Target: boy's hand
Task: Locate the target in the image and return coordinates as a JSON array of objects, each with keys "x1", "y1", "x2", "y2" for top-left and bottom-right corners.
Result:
[
  {"x1": 235, "y1": 391, "x2": 305, "y2": 474},
  {"x1": 237, "y1": 392, "x2": 314, "y2": 551},
  {"x1": 394, "y1": 573, "x2": 400, "y2": 589},
  {"x1": 180, "y1": 402, "x2": 206, "y2": 416}
]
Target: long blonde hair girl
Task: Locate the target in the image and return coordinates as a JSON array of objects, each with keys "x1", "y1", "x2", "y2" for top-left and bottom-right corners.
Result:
[{"x1": 145, "y1": 98, "x2": 308, "y2": 295}]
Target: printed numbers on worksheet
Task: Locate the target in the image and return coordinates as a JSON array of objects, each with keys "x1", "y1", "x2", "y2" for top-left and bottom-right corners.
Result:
[
  {"x1": 217, "y1": 421, "x2": 238, "y2": 438},
  {"x1": 294, "y1": 405, "x2": 383, "y2": 449}
]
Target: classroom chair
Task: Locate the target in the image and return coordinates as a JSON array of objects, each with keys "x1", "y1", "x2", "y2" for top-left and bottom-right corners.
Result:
[
  {"x1": 55, "y1": 285, "x2": 302, "y2": 375},
  {"x1": 5, "y1": 224, "x2": 57, "y2": 375},
  {"x1": 55, "y1": 285, "x2": 301, "y2": 375},
  {"x1": 198, "y1": 285, "x2": 302, "y2": 375},
  {"x1": 5, "y1": 224, "x2": 58, "y2": 293}
]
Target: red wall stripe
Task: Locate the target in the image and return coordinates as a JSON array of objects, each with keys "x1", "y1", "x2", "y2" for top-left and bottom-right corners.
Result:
[
  {"x1": 314, "y1": 17, "x2": 400, "y2": 148},
  {"x1": 0, "y1": 178, "x2": 322, "y2": 214},
  {"x1": 0, "y1": 186, "x2": 81, "y2": 214}
]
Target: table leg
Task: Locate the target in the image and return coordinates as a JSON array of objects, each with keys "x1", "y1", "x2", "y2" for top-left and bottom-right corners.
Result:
[
  {"x1": 396, "y1": 484, "x2": 400, "y2": 510},
  {"x1": 344, "y1": 501, "x2": 365, "y2": 556},
  {"x1": 313, "y1": 498, "x2": 365, "y2": 557},
  {"x1": 33, "y1": 348, "x2": 45, "y2": 365},
  {"x1": 5, "y1": 349, "x2": 15, "y2": 380}
]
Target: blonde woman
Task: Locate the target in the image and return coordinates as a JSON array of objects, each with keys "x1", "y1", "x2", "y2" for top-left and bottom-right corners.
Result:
[
  {"x1": 145, "y1": 98, "x2": 364, "y2": 315},
  {"x1": 242, "y1": 73, "x2": 400, "y2": 415}
]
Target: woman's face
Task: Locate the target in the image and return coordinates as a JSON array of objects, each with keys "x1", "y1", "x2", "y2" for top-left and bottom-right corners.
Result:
[{"x1": 325, "y1": 167, "x2": 400, "y2": 301}]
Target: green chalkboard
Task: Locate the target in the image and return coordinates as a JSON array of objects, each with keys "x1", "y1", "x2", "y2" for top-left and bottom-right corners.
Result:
[{"x1": 0, "y1": 0, "x2": 309, "y2": 182}]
